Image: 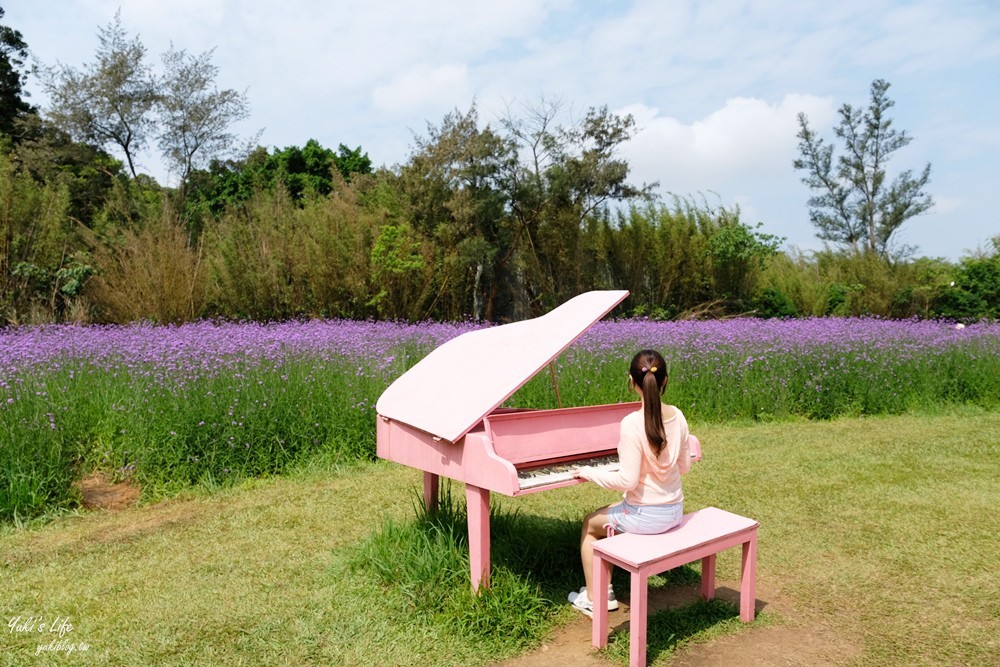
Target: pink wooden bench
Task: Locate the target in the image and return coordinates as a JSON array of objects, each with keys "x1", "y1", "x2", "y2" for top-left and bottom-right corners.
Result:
[{"x1": 591, "y1": 506, "x2": 759, "y2": 667}]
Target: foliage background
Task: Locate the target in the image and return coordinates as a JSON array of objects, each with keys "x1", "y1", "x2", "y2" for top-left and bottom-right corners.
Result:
[{"x1": 3, "y1": 135, "x2": 997, "y2": 327}]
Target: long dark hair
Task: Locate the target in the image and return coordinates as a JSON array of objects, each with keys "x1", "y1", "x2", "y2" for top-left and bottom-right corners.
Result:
[{"x1": 629, "y1": 349, "x2": 668, "y2": 456}]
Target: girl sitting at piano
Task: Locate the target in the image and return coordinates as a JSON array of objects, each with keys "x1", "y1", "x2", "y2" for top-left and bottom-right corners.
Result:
[{"x1": 568, "y1": 348, "x2": 692, "y2": 616}]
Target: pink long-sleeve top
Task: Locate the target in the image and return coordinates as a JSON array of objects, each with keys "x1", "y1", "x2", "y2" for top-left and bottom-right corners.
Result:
[{"x1": 578, "y1": 404, "x2": 690, "y2": 505}]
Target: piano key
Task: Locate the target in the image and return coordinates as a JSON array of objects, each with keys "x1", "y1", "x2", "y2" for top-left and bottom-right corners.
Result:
[
  {"x1": 517, "y1": 455, "x2": 620, "y2": 489},
  {"x1": 516, "y1": 447, "x2": 703, "y2": 490}
]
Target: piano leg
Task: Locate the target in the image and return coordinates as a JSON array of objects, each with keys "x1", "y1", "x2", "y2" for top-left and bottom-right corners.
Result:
[
  {"x1": 423, "y1": 471, "x2": 440, "y2": 515},
  {"x1": 466, "y1": 484, "x2": 491, "y2": 592}
]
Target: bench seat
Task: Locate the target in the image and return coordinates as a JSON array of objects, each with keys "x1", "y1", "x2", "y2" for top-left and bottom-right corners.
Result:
[{"x1": 591, "y1": 506, "x2": 759, "y2": 666}]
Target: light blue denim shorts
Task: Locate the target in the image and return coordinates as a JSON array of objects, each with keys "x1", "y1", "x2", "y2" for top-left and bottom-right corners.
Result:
[{"x1": 606, "y1": 499, "x2": 684, "y2": 535}]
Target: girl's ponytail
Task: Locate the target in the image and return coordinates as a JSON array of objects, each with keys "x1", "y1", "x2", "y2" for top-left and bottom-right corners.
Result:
[{"x1": 629, "y1": 350, "x2": 668, "y2": 456}]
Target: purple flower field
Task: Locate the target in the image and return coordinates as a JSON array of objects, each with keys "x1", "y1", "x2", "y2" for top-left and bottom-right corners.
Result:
[
  {"x1": 1, "y1": 319, "x2": 479, "y2": 378},
  {"x1": 3, "y1": 316, "x2": 992, "y2": 382},
  {"x1": 2, "y1": 316, "x2": 998, "y2": 520}
]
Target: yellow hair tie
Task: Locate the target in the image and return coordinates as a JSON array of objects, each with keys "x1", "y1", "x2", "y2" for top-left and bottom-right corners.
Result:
[{"x1": 650, "y1": 366, "x2": 658, "y2": 373}]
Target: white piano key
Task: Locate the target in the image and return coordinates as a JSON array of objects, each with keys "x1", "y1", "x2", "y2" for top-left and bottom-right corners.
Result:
[{"x1": 517, "y1": 455, "x2": 620, "y2": 489}]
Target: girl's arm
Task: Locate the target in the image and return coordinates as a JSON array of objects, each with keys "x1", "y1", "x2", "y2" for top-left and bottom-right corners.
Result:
[
  {"x1": 575, "y1": 423, "x2": 641, "y2": 491},
  {"x1": 678, "y1": 418, "x2": 692, "y2": 475}
]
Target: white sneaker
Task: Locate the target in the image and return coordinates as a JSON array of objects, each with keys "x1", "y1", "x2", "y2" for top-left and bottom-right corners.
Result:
[
  {"x1": 567, "y1": 588, "x2": 593, "y2": 617},
  {"x1": 608, "y1": 585, "x2": 619, "y2": 611},
  {"x1": 567, "y1": 585, "x2": 619, "y2": 615}
]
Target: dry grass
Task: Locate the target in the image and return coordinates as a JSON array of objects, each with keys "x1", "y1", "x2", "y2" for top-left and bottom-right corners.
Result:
[{"x1": 87, "y1": 210, "x2": 207, "y2": 324}]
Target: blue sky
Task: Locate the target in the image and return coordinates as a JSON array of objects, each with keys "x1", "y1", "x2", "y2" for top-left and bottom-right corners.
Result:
[{"x1": 6, "y1": 0, "x2": 999, "y2": 260}]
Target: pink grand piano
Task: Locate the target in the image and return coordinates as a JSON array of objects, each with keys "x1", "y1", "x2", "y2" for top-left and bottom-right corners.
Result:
[{"x1": 376, "y1": 290, "x2": 700, "y2": 590}]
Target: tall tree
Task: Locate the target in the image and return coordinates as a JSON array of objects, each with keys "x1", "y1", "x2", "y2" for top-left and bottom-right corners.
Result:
[
  {"x1": 43, "y1": 11, "x2": 157, "y2": 178},
  {"x1": 253, "y1": 139, "x2": 371, "y2": 199},
  {"x1": 184, "y1": 139, "x2": 372, "y2": 223},
  {"x1": 399, "y1": 105, "x2": 517, "y2": 320},
  {"x1": 157, "y1": 45, "x2": 250, "y2": 203},
  {"x1": 501, "y1": 100, "x2": 652, "y2": 310},
  {"x1": 397, "y1": 100, "x2": 651, "y2": 320},
  {"x1": 794, "y1": 79, "x2": 933, "y2": 257},
  {"x1": 12, "y1": 113, "x2": 123, "y2": 227},
  {"x1": 0, "y1": 5, "x2": 34, "y2": 137}
]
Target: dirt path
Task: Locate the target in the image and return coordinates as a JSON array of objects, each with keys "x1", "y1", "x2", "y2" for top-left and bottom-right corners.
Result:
[
  {"x1": 76, "y1": 472, "x2": 140, "y2": 510},
  {"x1": 492, "y1": 580, "x2": 859, "y2": 667}
]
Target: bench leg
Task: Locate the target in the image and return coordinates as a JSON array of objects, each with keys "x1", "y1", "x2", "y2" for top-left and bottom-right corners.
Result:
[
  {"x1": 740, "y1": 533, "x2": 757, "y2": 622},
  {"x1": 700, "y1": 553, "x2": 716, "y2": 600},
  {"x1": 630, "y1": 572, "x2": 648, "y2": 667},
  {"x1": 592, "y1": 553, "x2": 610, "y2": 648}
]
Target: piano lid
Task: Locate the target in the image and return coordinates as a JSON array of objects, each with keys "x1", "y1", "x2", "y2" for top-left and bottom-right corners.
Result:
[{"x1": 376, "y1": 290, "x2": 629, "y2": 443}]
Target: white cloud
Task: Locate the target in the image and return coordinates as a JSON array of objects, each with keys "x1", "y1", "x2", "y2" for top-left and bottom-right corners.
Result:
[
  {"x1": 117, "y1": 0, "x2": 227, "y2": 33},
  {"x1": 863, "y1": 2, "x2": 1000, "y2": 73},
  {"x1": 372, "y1": 64, "x2": 471, "y2": 114},
  {"x1": 929, "y1": 196, "x2": 964, "y2": 216},
  {"x1": 617, "y1": 93, "x2": 836, "y2": 195}
]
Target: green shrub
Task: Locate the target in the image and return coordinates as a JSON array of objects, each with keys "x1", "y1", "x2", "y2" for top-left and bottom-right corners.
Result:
[
  {"x1": 752, "y1": 287, "x2": 799, "y2": 318},
  {"x1": 933, "y1": 239, "x2": 1000, "y2": 321}
]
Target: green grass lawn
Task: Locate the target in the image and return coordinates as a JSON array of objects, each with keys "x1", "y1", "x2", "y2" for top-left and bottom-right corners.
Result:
[{"x1": 2, "y1": 410, "x2": 998, "y2": 666}]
